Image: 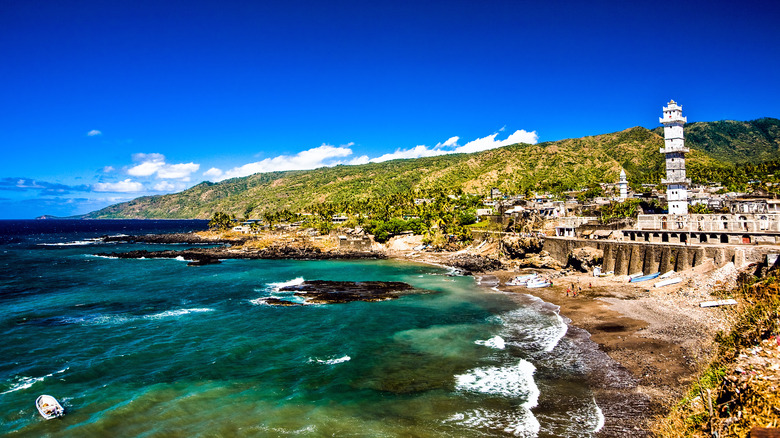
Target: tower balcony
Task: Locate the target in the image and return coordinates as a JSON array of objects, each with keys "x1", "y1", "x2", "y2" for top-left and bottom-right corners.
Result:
[
  {"x1": 661, "y1": 178, "x2": 691, "y2": 185},
  {"x1": 659, "y1": 147, "x2": 689, "y2": 154},
  {"x1": 659, "y1": 115, "x2": 687, "y2": 124}
]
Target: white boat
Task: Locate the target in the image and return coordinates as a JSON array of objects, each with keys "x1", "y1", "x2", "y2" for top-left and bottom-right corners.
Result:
[
  {"x1": 700, "y1": 299, "x2": 738, "y2": 308},
  {"x1": 526, "y1": 278, "x2": 551, "y2": 288},
  {"x1": 593, "y1": 267, "x2": 613, "y2": 277},
  {"x1": 36, "y1": 395, "x2": 64, "y2": 419},
  {"x1": 507, "y1": 273, "x2": 537, "y2": 286},
  {"x1": 654, "y1": 277, "x2": 682, "y2": 288},
  {"x1": 628, "y1": 272, "x2": 644, "y2": 279}
]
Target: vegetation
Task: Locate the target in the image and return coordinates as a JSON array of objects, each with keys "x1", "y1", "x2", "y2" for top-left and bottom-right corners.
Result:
[
  {"x1": 653, "y1": 274, "x2": 780, "y2": 437},
  {"x1": 83, "y1": 118, "x2": 780, "y2": 220},
  {"x1": 208, "y1": 211, "x2": 235, "y2": 231}
]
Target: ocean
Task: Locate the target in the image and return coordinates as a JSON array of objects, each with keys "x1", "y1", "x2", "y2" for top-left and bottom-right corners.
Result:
[{"x1": 0, "y1": 220, "x2": 614, "y2": 437}]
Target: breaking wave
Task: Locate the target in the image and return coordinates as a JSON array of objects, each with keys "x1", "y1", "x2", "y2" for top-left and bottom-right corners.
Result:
[
  {"x1": 308, "y1": 355, "x2": 351, "y2": 365},
  {"x1": 475, "y1": 335, "x2": 506, "y2": 350},
  {"x1": 0, "y1": 367, "x2": 69, "y2": 395},
  {"x1": 452, "y1": 359, "x2": 540, "y2": 436}
]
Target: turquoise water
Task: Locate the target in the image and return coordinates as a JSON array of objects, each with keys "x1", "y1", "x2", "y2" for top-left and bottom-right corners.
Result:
[{"x1": 0, "y1": 221, "x2": 607, "y2": 437}]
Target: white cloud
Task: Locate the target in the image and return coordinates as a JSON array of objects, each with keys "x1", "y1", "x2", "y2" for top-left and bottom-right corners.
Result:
[
  {"x1": 369, "y1": 145, "x2": 448, "y2": 163},
  {"x1": 126, "y1": 153, "x2": 199, "y2": 181},
  {"x1": 157, "y1": 162, "x2": 199, "y2": 180},
  {"x1": 102, "y1": 166, "x2": 115, "y2": 173},
  {"x1": 442, "y1": 136, "x2": 459, "y2": 147},
  {"x1": 454, "y1": 130, "x2": 539, "y2": 154},
  {"x1": 365, "y1": 130, "x2": 537, "y2": 163},
  {"x1": 218, "y1": 144, "x2": 354, "y2": 180},
  {"x1": 170, "y1": 129, "x2": 537, "y2": 183},
  {"x1": 93, "y1": 179, "x2": 145, "y2": 193},
  {"x1": 87, "y1": 130, "x2": 102, "y2": 136},
  {"x1": 203, "y1": 168, "x2": 224, "y2": 179},
  {"x1": 153, "y1": 181, "x2": 177, "y2": 191}
]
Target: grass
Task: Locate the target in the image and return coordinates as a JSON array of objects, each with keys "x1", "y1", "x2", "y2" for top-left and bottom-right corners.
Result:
[{"x1": 652, "y1": 272, "x2": 780, "y2": 437}]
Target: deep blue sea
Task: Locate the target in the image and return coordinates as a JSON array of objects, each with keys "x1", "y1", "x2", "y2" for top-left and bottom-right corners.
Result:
[{"x1": 0, "y1": 220, "x2": 612, "y2": 437}]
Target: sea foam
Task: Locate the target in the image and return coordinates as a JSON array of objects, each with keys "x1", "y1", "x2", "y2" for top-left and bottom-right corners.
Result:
[
  {"x1": 475, "y1": 335, "x2": 506, "y2": 350},
  {"x1": 455, "y1": 359, "x2": 539, "y2": 406},
  {"x1": 0, "y1": 367, "x2": 68, "y2": 395},
  {"x1": 268, "y1": 277, "x2": 305, "y2": 290},
  {"x1": 446, "y1": 408, "x2": 540, "y2": 438},
  {"x1": 308, "y1": 355, "x2": 351, "y2": 365},
  {"x1": 453, "y1": 359, "x2": 540, "y2": 436},
  {"x1": 144, "y1": 308, "x2": 214, "y2": 320}
]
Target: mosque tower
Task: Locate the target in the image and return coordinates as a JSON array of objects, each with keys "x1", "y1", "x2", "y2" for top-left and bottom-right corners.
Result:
[
  {"x1": 618, "y1": 169, "x2": 628, "y2": 201},
  {"x1": 659, "y1": 100, "x2": 690, "y2": 215}
]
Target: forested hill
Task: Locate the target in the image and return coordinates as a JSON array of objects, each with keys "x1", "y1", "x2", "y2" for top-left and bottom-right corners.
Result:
[{"x1": 85, "y1": 118, "x2": 780, "y2": 219}]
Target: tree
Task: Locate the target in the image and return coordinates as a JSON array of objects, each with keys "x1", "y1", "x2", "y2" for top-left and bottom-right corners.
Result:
[{"x1": 209, "y1": 211, "x2": 235, "y2": 231}]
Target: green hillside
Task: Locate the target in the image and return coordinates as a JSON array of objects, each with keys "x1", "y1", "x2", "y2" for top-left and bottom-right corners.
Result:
[{"x1": 85, "y1": 118, "x2": 780, "y2": 219}]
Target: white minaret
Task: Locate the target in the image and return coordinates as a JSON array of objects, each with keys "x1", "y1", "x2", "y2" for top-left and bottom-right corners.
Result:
[
  {"x1": 619, "y1": 169, "x2": 628, "y2": 201},
  {"x1": 659, "y1": 100, "x2": 690, "y2": 215}
]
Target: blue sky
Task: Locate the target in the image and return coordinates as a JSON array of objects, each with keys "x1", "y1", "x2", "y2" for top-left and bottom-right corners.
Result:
[{"x1": 1, "y1": 0, "x2": 778, "y2": 218}]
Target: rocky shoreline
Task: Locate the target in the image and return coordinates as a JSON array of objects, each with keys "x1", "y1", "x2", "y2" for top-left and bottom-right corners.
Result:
[{"x1": 95, "y1": 245, "x2": 387, "y2": 266}]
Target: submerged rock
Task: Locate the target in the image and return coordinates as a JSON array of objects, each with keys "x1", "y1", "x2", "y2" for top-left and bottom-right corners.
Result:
[{"x1": 259, "y1": 280, "x2": 420, "y2": 305}]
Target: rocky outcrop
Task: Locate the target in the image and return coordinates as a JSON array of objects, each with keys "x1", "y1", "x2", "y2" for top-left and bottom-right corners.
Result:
[
  {"x1": 567, "y1": 247, "x2": 604, "y2": 272},
  {"x1": 501, "y1": 235, "x2": 543, "y2": 259},
  {"x1": 517, "y1": 250, "x2": 564, "y2": 270},
  {"x1": 94, "y1": 246, "x2": 387, "y2": 266},
  {"x1": 443, "y1": 254, "x2": 503, "y2": 274},
  {"x1": 257, "y1": 280, "x2": 419, "y2": 305},
  {"x1": 102, "y1": 233, "x2": 246, "y2": 245}
]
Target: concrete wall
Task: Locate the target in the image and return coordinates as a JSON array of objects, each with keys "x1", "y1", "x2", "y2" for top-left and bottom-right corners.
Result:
[{"x1": 543, "y1": 236, "x2": 770, "y2": 274}]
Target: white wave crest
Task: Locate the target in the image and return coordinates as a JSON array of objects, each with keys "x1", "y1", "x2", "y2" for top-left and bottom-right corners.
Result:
[
  {"x1": 456, "y1": 359, "x2": 539, "y2": 407},
  {"x1": 144, "y1": 308, "x2": 214, "y2": 320},
  {"x1": 453, "y1": 360, "x2": 540, "y2": 436},
  {"x1": 308, "y1": 355, "x2": 351, "y2": 365},
  {"x1": 39, "y1": 239, "x2": 101, "y2": 246},
  {"x1": 593, "y1": 398, "x2": 605, "y2": 432},
  {"x1": 543, "y1": 313, "x2": 568, "y2": 352},
  {"x1": 446, "y1": 407, "x2": 540, "y2": 438},
  {"x1": 268, "y1": 277, "x2": 305, "y2": 291},
  {"x1": 0, "y1": 367, "x2": 69, "y2": 395},
  {"x1": 495, "y1": 302, "x2": 568, "y2": 353},
  {"x1": 475, "y1": 335, "x2": 506, "y2": 350}
]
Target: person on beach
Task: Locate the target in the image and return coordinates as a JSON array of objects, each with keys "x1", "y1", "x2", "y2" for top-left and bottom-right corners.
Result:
[{"x1": 566, "y1": 287, "x2": 571, "y2": 297}]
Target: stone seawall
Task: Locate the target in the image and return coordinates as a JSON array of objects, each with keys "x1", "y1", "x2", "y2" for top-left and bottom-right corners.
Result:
[{"x1": 543, "y1": 237, "x2": 769, "y2": 275}]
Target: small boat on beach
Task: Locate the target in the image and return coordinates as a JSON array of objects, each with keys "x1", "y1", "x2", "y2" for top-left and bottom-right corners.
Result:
[
  {"x1": 526, "y1": 278, "x2": 551, "y2": 288},
  {"x1": 507, "y1": 273, "x2": 537, "y2": 286},
  {"x1": 593, "y1": 267, "x2": 614, "y2": 277},
  {"x1": 36, "y1": 395, "x2": 64, "y2": 419},
  {"x1": 654, "y1": 277, "x2": 682, "y2": 288},
  {"x1": 628, "y1": 272, "x2": 660, "y2": 283}
]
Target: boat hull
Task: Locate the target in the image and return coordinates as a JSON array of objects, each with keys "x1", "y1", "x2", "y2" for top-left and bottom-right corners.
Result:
[
  {"x1": 36, "y1": 395, "x2": 64, "y2": 420},
  {"x1": 629, "y1": 272, "x2": 660, "y2": 283}
]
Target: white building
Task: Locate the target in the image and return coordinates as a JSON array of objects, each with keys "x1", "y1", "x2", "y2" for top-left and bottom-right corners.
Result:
[
  {"x1": 618, "y1": 169, "x2": 628, "y2": 201},
  {"x1": 660, "y1": 100, "x2": 690, "y2": 215}
]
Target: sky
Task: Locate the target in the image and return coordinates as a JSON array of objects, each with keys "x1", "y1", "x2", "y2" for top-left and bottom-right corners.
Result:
[{"x1": 1, "y1": 0, "x2": 778, "y2": 218}]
